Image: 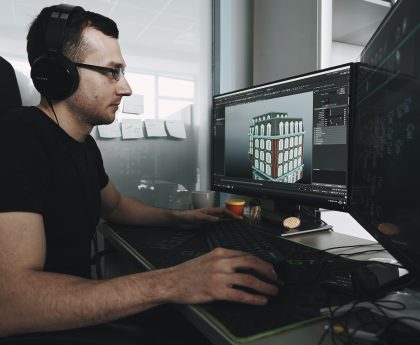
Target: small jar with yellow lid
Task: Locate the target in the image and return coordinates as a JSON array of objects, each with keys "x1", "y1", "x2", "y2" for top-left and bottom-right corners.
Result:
[{"x1": 224, "y1": 198, "x2": 245, "y2": 216}]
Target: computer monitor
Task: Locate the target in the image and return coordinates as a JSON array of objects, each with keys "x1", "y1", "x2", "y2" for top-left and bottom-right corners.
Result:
[
  {"x1": 212, "y1": 63, "x2": 355, "y2": 212},
  {"x1": 349, "y1": 0, "x2": 420, "y2": 281}
]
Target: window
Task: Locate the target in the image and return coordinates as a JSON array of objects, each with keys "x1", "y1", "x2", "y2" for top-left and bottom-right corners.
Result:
[
  {"x1": 158, "y1": 76, "x2": 194, "y2": 119},
  {"x1": 124, "y1": 73, "x2": 155, "y2": 118},
  {"x1": 123, "y1": 73, "x2": 194, "y2": 120},
  {"x1": 159, "y1": 76, "x2": 194, "y2": 98}
]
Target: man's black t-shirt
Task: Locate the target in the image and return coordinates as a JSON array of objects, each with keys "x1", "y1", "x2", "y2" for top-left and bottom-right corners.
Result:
[{"x1": 0, "y1": 106, "x2": 109, "y2": 277}]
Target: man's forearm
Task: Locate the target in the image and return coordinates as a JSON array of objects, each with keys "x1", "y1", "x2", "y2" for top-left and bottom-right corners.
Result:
[
  {"x1": 0, "y1": 269, "x2": 171, "y2": 337},
  {"x1": 103, "y1": 195, "x2": 177, "y2": 227},
  {"x1": 1, "y1": 247, "x2": 280, "y2": 337}
]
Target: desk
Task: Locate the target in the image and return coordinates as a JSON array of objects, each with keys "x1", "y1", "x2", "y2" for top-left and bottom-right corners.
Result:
[{"x1": 99, "y1": 222, "x2": 393, "y2": 345}]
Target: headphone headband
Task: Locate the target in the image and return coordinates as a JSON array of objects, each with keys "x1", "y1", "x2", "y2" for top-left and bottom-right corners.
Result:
[{"x1": 45, "y1": 4, "x2": 83, "y2": 52}]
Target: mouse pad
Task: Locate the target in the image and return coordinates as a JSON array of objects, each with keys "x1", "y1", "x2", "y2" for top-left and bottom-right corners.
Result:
[{"x1": 103, "y1": 223, "x2": 368, "y2": 343}]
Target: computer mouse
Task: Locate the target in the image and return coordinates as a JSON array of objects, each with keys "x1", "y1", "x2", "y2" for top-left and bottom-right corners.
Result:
[{"x1": 234, "y1": 268, "x2": 284, "y2": 296}]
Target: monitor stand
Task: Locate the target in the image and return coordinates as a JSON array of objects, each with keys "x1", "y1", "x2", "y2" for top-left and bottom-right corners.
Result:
[{"x1": 249, "y1": 200, "x2": 333, "y2": 237}]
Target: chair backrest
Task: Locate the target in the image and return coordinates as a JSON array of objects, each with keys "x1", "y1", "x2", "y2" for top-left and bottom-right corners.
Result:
[{"x1": 0, "y1": 56, "x2": 22, "y2": 116}]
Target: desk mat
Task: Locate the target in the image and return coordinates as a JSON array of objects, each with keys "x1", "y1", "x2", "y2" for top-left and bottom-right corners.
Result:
[{"x1": 102, "y1": 223, "x2": 369, "y2": 343}]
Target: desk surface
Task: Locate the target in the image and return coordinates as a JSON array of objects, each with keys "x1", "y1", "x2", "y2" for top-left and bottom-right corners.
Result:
[{"x1": 99, "y1": 222, "x2": 393, "y2": 345}]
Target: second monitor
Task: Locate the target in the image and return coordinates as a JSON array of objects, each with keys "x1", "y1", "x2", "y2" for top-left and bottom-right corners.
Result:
[{"x1": 212, "y1": 63, "x2": 355, "y2": 212}]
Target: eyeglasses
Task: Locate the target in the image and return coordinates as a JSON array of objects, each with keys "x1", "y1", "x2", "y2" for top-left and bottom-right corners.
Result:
[{"x1": 74, "y1": 63, "x2": 125, "y2": 81}]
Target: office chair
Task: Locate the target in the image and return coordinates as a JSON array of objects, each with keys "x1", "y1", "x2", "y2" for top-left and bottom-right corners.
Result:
[{"x1": 0, "y1": 56, "x2": 22, "y2": 116}]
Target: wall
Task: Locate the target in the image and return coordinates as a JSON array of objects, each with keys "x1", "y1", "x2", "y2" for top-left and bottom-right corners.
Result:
[
  {"x1": 331, "y1": 41, "x2": 364, "y2": 66},
  {"x1": 215, "y1": 0, "x2": 254, "y2": 94},
  {"x1": 253, "y1": 0, "x2": 319, "y2": 85}
]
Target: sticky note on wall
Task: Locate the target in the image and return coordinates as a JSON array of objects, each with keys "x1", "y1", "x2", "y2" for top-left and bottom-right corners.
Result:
[
  {"x1": 144, "y1": 119, "x2": 166, "y2": 137},
  {"x1": 165, "y1": 120, "x2": 186, "y2": 139},
  {"x1": 121, "y1": 119, "x2": 144, "y2": 139},
  {"x1": 97, "y1": 119, "x2": 121, "y2": 138},
  {"x1": 122, "y1": 94, "x2": 144, "y2": 115}
]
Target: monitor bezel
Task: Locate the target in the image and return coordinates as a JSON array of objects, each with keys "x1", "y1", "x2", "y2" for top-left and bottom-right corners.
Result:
[
  {"x1": 211, "y1": 63, "x2": 356, "y2": 212},
  {"x1": 359, "y1": 0, "x2": 401, "y2": 63},
  {"x1": 348, "y1": 0, "x2": 420, "y2": 281}
]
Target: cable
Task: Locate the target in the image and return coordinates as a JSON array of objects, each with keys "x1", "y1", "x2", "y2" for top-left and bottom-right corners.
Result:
[
  {"x1": 92, "y1": 230, "x2": 103, "y2": 279},
  {"x1": 321, "y1": 243, "x2": 382, "y2": 253},
  {"x1": 320, "y1": 244, "x2": 404, "y2": 268},
  {"x1": 47, "y1": 98, "x2": 60, "y2": 127},
  {"x1": 318, "y1": 297, "x2": 420, "y2": 345},
  {"x1": 338, "y1": 249, "x2": 387, "y2": 257}
]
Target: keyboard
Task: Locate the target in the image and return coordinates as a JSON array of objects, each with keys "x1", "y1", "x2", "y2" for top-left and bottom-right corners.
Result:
[{"x1": 205, "y1": 220, "x2": 286, "y2": 265}]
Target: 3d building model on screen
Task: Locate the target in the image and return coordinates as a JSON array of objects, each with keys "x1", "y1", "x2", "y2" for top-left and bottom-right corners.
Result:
[{"x1": 248, "y1": 112, "x2": 305, "y2": 183}]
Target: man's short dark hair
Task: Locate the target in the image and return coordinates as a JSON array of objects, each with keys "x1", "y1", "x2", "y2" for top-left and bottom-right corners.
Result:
[{"x1": 27, "y1": 5, "x2": 119, "y2": 66}]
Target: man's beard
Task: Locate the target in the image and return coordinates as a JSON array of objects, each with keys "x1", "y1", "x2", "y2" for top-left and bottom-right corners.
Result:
[{"x1": 74, "y1": 104, "x2": 115, "y2": 127}]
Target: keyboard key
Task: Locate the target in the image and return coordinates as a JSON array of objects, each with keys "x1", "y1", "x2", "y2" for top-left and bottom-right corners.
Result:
[{"x1": 205, "y1": 221, "x2": 286, "y2": 265}]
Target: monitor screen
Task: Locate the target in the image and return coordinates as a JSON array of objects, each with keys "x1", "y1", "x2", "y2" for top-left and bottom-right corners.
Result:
[
  {"x1": 212, "y1": 64, "x2": 354, "y2": 211},
  {"x1": 349, "y1": 0, "x2": 420, "y2": 280}
]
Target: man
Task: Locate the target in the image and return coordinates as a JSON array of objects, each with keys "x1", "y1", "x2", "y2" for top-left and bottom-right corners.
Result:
[{"x1": 0, "y1": 4, "x2": 279, "y2": 343}]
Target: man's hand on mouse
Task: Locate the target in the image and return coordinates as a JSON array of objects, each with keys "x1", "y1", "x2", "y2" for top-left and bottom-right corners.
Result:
[{"x1": 157, "y1": 248, "x2": 279, "y2": 306}]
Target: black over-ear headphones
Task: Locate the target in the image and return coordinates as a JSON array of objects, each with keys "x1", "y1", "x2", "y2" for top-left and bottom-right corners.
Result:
[{"x1": 31, "y1": 4, "x2": 84, "y2": 101}]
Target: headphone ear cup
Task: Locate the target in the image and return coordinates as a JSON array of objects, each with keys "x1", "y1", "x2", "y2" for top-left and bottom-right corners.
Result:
[{"x1": 31, "y1": 54, "x2": 80, "y2": 100}]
